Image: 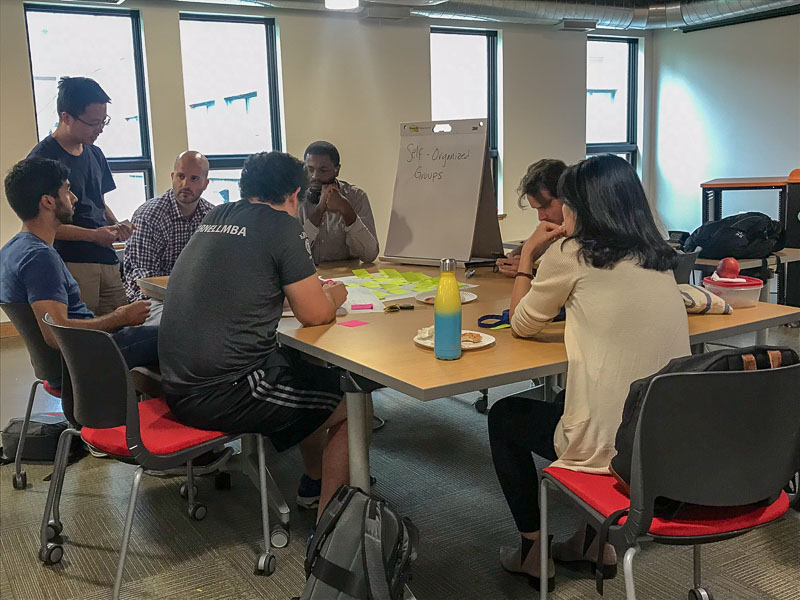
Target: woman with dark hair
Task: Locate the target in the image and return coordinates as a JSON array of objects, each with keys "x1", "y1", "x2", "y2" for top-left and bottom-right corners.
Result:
[{"x1": 488, "y1": 155, "x2": 690, "y2": 590}]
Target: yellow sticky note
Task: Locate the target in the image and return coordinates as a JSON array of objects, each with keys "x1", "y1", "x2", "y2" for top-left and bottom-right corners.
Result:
[
  {"x1": 361, "y1": 281, "x2": 381, "y2": 289},
  {"x1": 373, "y1": 290, "x2": 388, "y2": 299},
  {"x1": 401, "y1": 272, "x2": 425, "y2": 282},
  {"x1": 352, "y1": 269, "x2": 370, "y2": 278}
]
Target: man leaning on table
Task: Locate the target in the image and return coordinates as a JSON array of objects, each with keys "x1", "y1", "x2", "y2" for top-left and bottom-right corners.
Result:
[
  {"x1": 298, "y1": 141, "x2": 380, "y2": 264},
  {"x1": 122, "y1": 151, "x2": 214, "y2": 325},
  {"x1": 158, "y1": 151, "x2": 350, "y2": 519},
  {"x1": 496, "y1": 159, "x2": 567, "y2": 277}
]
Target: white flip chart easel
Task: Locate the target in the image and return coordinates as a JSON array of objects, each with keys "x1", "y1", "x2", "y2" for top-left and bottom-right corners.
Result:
[{"x1": 382, "y1": 119, "x2": 503, "y2": 266}]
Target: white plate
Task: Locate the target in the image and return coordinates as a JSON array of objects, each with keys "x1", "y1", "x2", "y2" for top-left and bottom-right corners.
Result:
[
  {"x1": 415, "y1": 291, "x2": 478, "y2": 305},
  {"x1": 413, "y1": 330, "x2": 495, "y2": 350}
]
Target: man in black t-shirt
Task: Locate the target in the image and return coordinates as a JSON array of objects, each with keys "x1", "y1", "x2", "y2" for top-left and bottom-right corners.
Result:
[
  {"x1": 160, "y1": 151, "x2": 349, "y2": 519},
  {"x1": 28, "y1": 77, "x2": 131, "y2": 316}
]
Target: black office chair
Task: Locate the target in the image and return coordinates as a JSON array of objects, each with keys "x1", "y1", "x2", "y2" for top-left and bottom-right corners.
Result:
[
  {"x1": 540, "y1": 362, "x2": 800, "y2": 600},
  {"x1": 673, "y1": 249, "x2": 701, "y2": 285},
  {"x1": 39, "y1": 315, "x2": 278, "y2": 600},
  {"x1": 0, "y1": 303, "x2": 63, "y2": 490}
]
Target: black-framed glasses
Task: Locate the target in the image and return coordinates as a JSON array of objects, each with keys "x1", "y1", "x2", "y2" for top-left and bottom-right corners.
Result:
[{"x1": 75, "y1": 115, "x2": 111, "y2": 128}]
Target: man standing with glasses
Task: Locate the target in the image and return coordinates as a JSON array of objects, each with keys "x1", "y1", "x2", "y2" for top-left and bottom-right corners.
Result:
[{"x1": 28, "y1": 76, "x2": 130, "y2": 315}]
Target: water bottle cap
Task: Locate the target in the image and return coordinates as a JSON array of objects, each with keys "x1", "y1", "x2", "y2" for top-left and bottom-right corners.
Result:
[{"x1": 440, "y1": 258, "x2": 457, "y2": 272}]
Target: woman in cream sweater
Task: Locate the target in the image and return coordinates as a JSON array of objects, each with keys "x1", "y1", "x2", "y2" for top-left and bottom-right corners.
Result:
[{"x1": 488, "y1": 155, "x2": 690, "y2": 591}]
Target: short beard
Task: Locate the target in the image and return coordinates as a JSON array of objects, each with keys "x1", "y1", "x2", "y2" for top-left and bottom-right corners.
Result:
[{"x1": 55, "y1": 207, "x2": 73, "y2": 225}]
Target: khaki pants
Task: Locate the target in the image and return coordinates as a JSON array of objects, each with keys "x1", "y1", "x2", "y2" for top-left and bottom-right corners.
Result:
[{"x1": 65, "y1": 262, "x2": 127, "y2": 316}]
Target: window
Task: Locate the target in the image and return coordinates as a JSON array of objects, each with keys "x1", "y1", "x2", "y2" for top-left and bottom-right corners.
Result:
[
  {"x1": 25, "y1": 5, "x2": 152, "y2": 220},
  {"x1": 179, "y1": 14, "x2": 281, "y2": 183},
  {"x1": 586, "y1": 38, "x2": 638, "y2": 167},
  {"x1": 430, "y1": 28, "x2": 499, "y2": 206},
  {"x1": 206, "y1": 169, "x2": 242, "y2": 206}
]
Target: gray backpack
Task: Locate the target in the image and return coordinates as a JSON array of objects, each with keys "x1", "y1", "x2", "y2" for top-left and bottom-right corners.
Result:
[{"x1": 299, "y1": 485, "x2": 418, "y2": 600}]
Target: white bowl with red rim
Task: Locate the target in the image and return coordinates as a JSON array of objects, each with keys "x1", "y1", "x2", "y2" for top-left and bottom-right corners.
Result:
[{"x1": 702, "y1": 275, "x2": 763, "y2": 308}]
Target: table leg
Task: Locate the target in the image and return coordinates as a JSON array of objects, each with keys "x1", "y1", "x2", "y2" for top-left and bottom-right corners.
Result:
[
  {"x1": 346, "y1": 390, "x2": 370, "y2": 490},
  {"x1": 756, "y1": 328, "x2": 769, "y2": 345}
]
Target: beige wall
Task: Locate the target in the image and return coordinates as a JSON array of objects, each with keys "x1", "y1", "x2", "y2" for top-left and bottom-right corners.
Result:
[
  {"x1": 651, "y1": 14, "x2": 800, "y2": 232},
  {"x1": 0, "y1": 0, "x2": 38, "y2": 247}
]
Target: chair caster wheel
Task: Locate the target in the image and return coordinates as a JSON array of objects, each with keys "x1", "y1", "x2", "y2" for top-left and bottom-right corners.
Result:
[
  {"x1": 214, "y1": 472, "x2": 231, "y2": 490},
  {"x1": 254, "y1": 552, "x2": 276, "y2": 576},
  {"x1": 271, "y1": 524, "x2": 289, "y2": 548},
  {"x1": 179, "y1": 483, "x2": 198, "y2": 499},
  {"x1": 46, "y1": 519, "x2": 63, "y2": 541},
  {"x1": 39, "y1": 543, "x2": 63, "y2": 565},
  {"x1": 689, "y1": 588, "x2": 714, "y2": 600},
  {"x1": 12, "y1": 471, "x2": 27, "y2": 490},
  {"x1": 473, "y1": 396, "x2": 488, "y2": 414},
  {"x1": 188, "y1": 503, "x2": 207, "y2": 521}
]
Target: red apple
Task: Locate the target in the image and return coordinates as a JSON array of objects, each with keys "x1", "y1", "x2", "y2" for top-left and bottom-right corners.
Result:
[{"x1": 716, "y1": 257, "x2": 740, "y2": 278}]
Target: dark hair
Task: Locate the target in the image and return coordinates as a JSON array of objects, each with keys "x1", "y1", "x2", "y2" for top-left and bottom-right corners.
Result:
[
  {"x1": 239, "y1": 151, "x2": 308, "y2": 205},
  {"x1": 557, "y1": 155, "x2": 675, "y2": 272},
  {"x1": 4, "y1": 157, "x2": 70, "y2": 221},
  {"x1": 517, "y1": 159, "x2": 567, "y2": 209},
  {"x1": 304, "y1": 141, "x2": 340, "y2": 166},
  {"x1": 56, "y1": 76, "x2": 111, "y2": 117}
]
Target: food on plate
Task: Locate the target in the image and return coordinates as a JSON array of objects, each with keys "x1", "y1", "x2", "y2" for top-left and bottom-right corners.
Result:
[
  {"x1": 417, "y1": 326, "x2": 435, "y2": 341},
  {"x1": 715, "y1": 257, "x2": 740, "y2": 279},
  {"x1": 461, "y1": 332, "x2": 482, "y2": 343}
]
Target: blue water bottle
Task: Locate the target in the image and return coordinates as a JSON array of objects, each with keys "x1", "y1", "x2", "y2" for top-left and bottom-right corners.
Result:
[{"x1": 434, "y1": 258, "x2": 462, "y2": 360}]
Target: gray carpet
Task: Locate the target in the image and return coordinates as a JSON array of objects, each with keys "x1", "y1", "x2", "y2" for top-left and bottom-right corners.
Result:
[{"x1": 1, "y1": 325, "x2": 798, "y2": 600}]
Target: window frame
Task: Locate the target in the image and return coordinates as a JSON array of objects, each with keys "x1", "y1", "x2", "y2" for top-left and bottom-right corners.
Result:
[
  {"x1": 430, "y1": 27, "x2": 499, "y2": 203},
  {"x1": 585, "y1": 36, "x2": 638, "y2": 169},
  {"x1": 178, "y1": 12, "x2": 283, "y2": 171},
  {"x1": 24, "y1": 3, "x2": 154, "y2": 200}
]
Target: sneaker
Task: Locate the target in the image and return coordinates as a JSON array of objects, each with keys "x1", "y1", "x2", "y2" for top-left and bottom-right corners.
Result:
[{"x1": 297, "y1": 474, "x2": 321, "y2": 509}]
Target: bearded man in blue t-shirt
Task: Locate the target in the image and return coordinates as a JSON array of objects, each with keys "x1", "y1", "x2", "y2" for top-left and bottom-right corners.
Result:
[{"x1": 0, "y1": 157, "x2": 158, "y2": 377}]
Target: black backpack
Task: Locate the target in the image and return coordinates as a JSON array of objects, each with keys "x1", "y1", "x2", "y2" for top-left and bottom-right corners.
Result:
[
  {"x1": 610, "y1": 346, "x2": 799, "y2": 491},
  {"x1": 1, "y1": 412, "x2": 85, "y2": 464},
  {"x1": 298, "y1": 485, "x2": 418, "y2": 600},
  {"x1": 682, "y1": 211, "x2": 785, "y2": 260}
]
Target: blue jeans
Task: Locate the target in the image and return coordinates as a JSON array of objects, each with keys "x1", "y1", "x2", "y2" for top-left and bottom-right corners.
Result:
[{"x1": 112, "y1": 325, "x2": 159, "y2": 369}]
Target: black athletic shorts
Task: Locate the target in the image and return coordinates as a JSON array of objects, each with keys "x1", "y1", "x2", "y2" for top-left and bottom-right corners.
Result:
[{"x1": 166, "y1": 347, "x2": 343, "y2": 451}]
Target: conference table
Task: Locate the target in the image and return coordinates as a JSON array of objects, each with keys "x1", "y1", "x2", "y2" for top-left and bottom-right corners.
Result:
[{"x1": 139, "y1": 262, "x2": 800, "y2": 489}]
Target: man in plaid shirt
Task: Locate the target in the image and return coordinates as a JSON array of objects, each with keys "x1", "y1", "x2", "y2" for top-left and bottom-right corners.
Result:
[{"x1": 122, "y1": 151, "x2": 214, "y2": 324}]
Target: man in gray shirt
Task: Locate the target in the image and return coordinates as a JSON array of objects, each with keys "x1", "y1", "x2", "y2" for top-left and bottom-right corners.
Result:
[
  {"x1": 298, "y1": 141, "x2": 379, "y2": 264},
  {"x1": 159, "y1": 151, "x2": 349, "y2": 519}
]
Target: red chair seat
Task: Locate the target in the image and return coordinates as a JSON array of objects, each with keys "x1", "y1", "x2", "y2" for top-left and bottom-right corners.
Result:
[
  {"x1": 81, "y1": 397, "x2": 226, "y2": 457},
  {"x1": 544, "y1": 466, "x2": 788, "y2": 537},
  {"x1": 42, "y1": 380, "x2": 61, "y2": 398}
]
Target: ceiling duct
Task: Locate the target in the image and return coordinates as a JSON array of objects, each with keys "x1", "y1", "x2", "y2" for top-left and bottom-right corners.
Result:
[{"x1": 409, "y1": 0, "x2": 800, "y2": 29}]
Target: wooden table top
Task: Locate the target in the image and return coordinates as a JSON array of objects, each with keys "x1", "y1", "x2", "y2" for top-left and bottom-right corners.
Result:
[
  {"x1": 701, "y1": 176, "x2": 790, "y2": 189},
  {"x1": 139, "y1": 262, "x2": 800, "y2": 400}
]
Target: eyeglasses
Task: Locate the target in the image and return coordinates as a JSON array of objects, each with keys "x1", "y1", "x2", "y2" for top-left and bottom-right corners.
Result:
[{"x1": 75, "y1": 115, "x2": 111, "y2": 128}]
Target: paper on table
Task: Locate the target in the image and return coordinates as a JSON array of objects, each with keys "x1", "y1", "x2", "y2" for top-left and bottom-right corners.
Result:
[{"x1": 343, "y1": 286, "x2": 385, "y2": 313}]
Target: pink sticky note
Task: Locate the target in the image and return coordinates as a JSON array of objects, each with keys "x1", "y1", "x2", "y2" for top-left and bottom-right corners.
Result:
[
  {"x1": 351, "y1": 304, "x2": 373, "y2": 310},
  {"x1": 339, "y1": 320, "x2": 368, "y2": 328}
]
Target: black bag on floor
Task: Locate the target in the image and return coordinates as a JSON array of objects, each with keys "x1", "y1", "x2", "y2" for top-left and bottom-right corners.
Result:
[
  {"x1": 610, "y1": 346, "x2": 799, "y2": 491},
  {"x1": 299, "y1": 485, "x2": 418, "y2": 600},
  {"x1": 682, "y1": 211, "x2": 785, "y2": 259},
  {"x1": 0, "y1": 412, "x2": 83, "y2": 464}
]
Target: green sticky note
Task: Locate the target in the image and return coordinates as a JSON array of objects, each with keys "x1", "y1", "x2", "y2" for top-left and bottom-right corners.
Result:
[
  {"x1": 361, "y1": 281, "x2": 381, "y2": 289},
  {"x1": 491, "y1": 324, "x2": 511, "y2": 330},
  {"x1": 383, "y1": 286, "x2": 407, "y2": 295},
  {"x1": 382, "y1": 269, "x2": 403, "y2": 278},
  {"x1": 352, "y1": 269, "x2": 370, "y2": 278},
  {"x1": 413, "y1": 282, "x2": 437, "y2": 292},
  {"x1": 372, "y1": 290, "x2": 388, "y2": 299}
]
